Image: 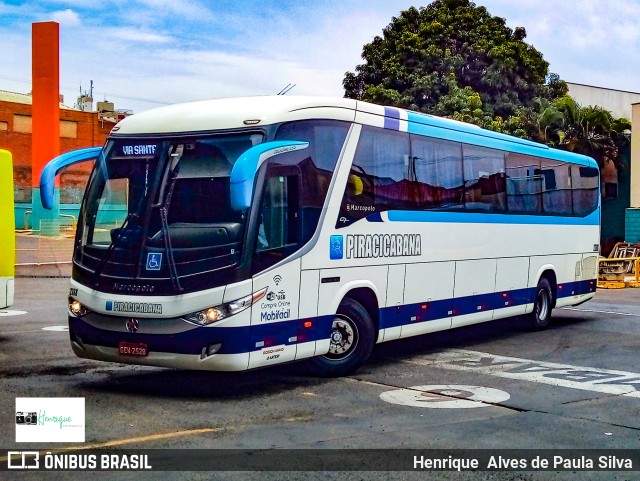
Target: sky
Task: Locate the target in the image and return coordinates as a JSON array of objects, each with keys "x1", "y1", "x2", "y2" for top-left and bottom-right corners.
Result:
[{"x1": 0, "y1": 0, "x2": 639, "y2": 114}]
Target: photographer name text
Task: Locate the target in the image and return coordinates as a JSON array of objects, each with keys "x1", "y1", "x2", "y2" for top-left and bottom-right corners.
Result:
[{"x1": 414, "y1": 454, "x2": 633, "y2": 471}]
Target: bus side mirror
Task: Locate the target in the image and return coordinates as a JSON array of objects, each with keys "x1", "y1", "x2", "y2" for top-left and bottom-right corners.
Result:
[
  {"x1": 230, "y1": 140, "x2": 309, "y2": 211},
  {"x1": 39, "y1": 147, "x2": 102, "y2": 209}
]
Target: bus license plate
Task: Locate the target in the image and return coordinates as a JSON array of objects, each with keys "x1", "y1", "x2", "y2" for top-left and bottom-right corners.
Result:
[{"x1": 118, "y1": 341, "x2": 148, "y2": 357}]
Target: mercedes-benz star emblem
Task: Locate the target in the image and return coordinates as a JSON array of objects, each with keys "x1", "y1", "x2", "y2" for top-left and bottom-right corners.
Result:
[{"x1": 126, "y1": 318, "x2": 139, "y2": 333}]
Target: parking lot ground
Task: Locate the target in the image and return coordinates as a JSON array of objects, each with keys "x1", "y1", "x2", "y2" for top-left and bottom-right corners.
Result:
[{"x1": 1, "y1": 278, "x2": 639, "y2": 480}]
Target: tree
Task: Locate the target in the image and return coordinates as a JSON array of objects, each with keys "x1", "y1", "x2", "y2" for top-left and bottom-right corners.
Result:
[
  {"x1": 344, "y1": 0, "x2": 551, "y2": 120},
  {"x1": 344, "y1": 0, "x2": 630, "y2": 168},
  {"x1": 553, "y1": 96, "x2": 630, "y2": 172}
]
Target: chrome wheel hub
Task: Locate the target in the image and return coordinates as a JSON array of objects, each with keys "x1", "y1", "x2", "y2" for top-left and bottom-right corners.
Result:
[{"x1": 327, "y1": 318, "x2": 357, "y2": 357}]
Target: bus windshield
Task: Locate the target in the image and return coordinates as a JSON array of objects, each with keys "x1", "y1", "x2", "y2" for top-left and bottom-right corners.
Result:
[{"x1": 75, "y1": 133, "x2": 263, "y2": 293}]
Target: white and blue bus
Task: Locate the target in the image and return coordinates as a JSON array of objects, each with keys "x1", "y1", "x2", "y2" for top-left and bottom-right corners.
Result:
[{"x1": 41, "y1": 96, "x2": 600, "y2": 376}]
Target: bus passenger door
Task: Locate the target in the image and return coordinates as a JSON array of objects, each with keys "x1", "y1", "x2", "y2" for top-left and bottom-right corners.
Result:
[
  {"x1": 249, "y1": 259, "x2": 301, "y2": 369},
  {"x1": 248, "y1": 168, "x2": 302, "y2": 369}
]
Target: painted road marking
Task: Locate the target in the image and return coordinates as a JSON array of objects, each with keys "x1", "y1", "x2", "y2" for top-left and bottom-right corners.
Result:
[
  {"x1": 406, "y1": 350, "x2": 640, "y2": 399},
  {"x1": 0, "y1": 310, "x2": 27, "y2": 317},
  {"x1": 380, "y1": 385, "x2": 510, "y2": 409},
  {"x1": 0, "y1": 428, "x2": 223, "y2": 462},
  {"x1": 42, "y1": 326, "x2": 69, "y2": 332},
  {"x1": 562, "y1": 307, "x2": 637, "y2": 317}
]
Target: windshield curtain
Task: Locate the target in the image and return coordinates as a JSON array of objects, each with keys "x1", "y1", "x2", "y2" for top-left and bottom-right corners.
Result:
[{"x1": 74, "y1": 133, "x2": 263, "y2": 294}]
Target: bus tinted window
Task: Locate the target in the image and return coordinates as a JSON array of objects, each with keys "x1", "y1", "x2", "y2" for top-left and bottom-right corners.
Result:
[
  {"x1": 274, "y1": 120, "x2": 350, "y2": 243},
  {"x1": 337, "y1": 124, "x2": 597, "y2": 227},
  {"x1": 410, "y1": 135, "x2": 463, "y2": 210},
  {"x1": 572, "y1": 165, "x2": 599, "y2": 216},
  {"x1": 541, "y1": 159, "x2": 572, "y2": 215},
  {"x1": 505, "y1": 152, "x2": 542, "y2": 214},
  {"x1": 275, "y1": 120, "x2": 348, "y2": 172},
  {"x1": 462, "y1": 145, "x2": 506, "y2": 212},
  {"x1": 339, "y1": 126, "x2": 410, "y2": 224}
]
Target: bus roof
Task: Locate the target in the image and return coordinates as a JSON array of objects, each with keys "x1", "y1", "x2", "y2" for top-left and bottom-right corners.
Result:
[
  {"x1": 111, "y1": 95, "x2": 597, "y2": 168},
  {"x1": 112, "y1": 96, "x2": 358, "y2": 135}
]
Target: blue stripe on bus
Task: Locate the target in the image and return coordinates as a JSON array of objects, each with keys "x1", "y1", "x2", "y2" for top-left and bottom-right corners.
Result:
[
  {"x1": 377, "y1": 108, "x2": 598, "y2": 169},
  {"x1": 367, "y1": 212, "x2": 383, "y2": 222},
  {"x1": 380, "y1": 287, "x2": 534, "y2": 329},
  {"x1": 384, "y1": 209, "x2": 600, "y2": 226},
  {"x1": 383, "y1": 107, "x2": 400, "y2": 130},
  {"x1": 70, "y1": 280, "x2": 596, "y2": 356},
  {"x1": 379, "y1": 279, "x2": 596, "y2": 329},
  {"x1": 404, "y1": 111, "x2": 599, "y2": 168},
  {"x1": 405, "y1": 111, "x2": 548, "y2": 152},
  {"x1": 69, "y1": 315, "x2": 335, "y2": 357}
]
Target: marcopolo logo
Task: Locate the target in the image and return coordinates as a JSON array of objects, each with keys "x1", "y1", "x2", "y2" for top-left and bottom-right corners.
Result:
[
  {"x1": 15, "y1": 398, "x2": 85, "y2": 443},
  {"x1": 106, "y1": 301, "x2": 162, "y2": 314}
]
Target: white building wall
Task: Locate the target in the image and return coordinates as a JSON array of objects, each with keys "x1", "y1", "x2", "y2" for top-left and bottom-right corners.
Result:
[{"x1": 567, "y1": 82, "x2": 640, "y2": 120}]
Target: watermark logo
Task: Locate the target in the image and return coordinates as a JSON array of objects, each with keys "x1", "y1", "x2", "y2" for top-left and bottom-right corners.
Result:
[
  {"x1": 15, "y1": 398, "x2": 85, "y2": 443},
  {"x1": 7, "y1": 451, "x2": 39, "y2": 469}
]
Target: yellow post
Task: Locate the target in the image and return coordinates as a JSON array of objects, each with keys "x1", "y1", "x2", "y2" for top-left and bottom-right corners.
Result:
[{"x1": 0, "y1": 149, "x2": 15, "y2": 307}]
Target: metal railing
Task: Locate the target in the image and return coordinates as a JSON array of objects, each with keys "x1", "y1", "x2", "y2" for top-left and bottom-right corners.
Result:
[{"x1": 15, "y1": 220, "x2": 76, "y2": 267}]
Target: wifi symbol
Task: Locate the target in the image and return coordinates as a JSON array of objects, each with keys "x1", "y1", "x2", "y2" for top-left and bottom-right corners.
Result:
[{"x1": 273, "y1": 275, "x2": 282, "y2": 286}]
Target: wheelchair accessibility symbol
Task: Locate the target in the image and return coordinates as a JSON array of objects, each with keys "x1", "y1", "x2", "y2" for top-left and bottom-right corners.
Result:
[{"x1": 146, "y1": 253, "x2": 162, "y2": 271}]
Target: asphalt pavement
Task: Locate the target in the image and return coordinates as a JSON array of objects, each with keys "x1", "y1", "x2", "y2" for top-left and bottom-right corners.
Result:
[{"x1": 1, "y1": 278, "x2": 640, "y2": 481}]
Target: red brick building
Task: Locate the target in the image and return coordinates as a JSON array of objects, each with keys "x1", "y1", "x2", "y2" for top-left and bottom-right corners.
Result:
[{"x1": 0, "y1": 90, "x2": 118, "y2": 226}]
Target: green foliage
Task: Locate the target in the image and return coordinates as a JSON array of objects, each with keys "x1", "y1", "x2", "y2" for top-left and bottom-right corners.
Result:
[
  {"x1": 344, "y1": 0, "x2": 550, "y2": 120},
  {"x1": 343, "y1": 0, "x2": 630, "y2": 169},
  {"x1": 552, "y1": 96, "x2": 631, "y2": 172}
]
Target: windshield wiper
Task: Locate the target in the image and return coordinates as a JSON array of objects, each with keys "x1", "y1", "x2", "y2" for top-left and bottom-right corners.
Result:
[
  {"x1": 92, "y1": 212, "x2": 140, "y2": 286},
  {"x1": 159, "y1": 178, "x2": 182, "y2": 292},
  {"x1": 157, "y1": 145, "x2": 184, "y2": 292},
  {"x1": 92, "y1": 158, "x2": 155, "y2": 285}
]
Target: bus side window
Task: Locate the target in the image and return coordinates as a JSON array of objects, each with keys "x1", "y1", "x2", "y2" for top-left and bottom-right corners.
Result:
[
  {"x1": 258, "y1": 175, "x2": 299, "y2": 251},
  {"x1": 254, "y1": 171, "x2": 300, "y2": 272}
]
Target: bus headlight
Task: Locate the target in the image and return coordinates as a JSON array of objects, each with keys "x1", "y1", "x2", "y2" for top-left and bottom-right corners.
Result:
[
  {"x1": 69, "y1": 298, "x2": 89, "y2": 317},
  {"x1": 184, "y1": 287, "x2": 268, "y2": 326}
]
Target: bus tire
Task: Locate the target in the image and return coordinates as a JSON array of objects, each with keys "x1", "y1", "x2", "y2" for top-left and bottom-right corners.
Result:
[
  {"x1": 528, "y1": 277, "x2": 553, "y2": 330},
  {"x1": 307, "y1": 297, "x2": 375, "y2": 377}
]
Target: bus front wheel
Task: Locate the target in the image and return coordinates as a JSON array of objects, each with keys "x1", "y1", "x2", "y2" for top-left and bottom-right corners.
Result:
[
  {"x1": 308, "y1": 298, "x2": 375, "y2": 377},
  {"x1": 529, "y1": 278, "x2": 553, "y2": 330}
]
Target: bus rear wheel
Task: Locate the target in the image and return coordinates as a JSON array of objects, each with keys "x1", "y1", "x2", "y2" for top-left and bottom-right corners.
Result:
[
  {"x1": 528, "y1": 277, "x2": 553, "y2": 330},
  {"x1": 308, "y1": 298, "x2": 375, "y2": 377}
]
